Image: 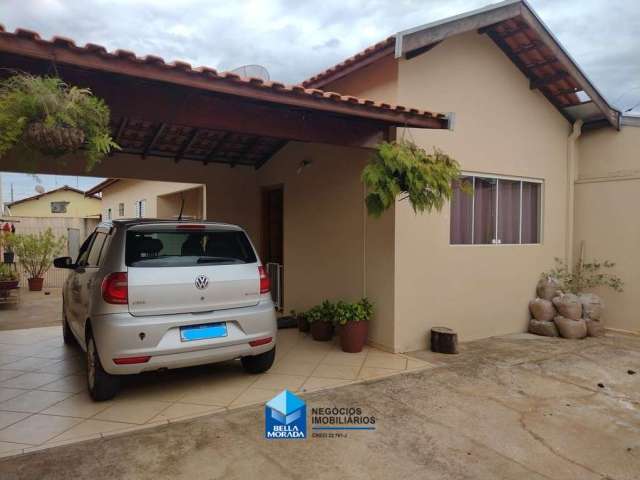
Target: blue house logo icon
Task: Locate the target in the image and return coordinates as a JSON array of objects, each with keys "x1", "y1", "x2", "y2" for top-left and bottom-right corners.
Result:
[{"x1": 265, "y1": 390, "x2": 306, "y2": 439}]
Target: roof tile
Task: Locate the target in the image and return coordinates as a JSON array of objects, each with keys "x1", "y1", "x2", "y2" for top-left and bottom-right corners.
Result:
[{"x1": 0, "y1": 26, "x2": 444, "y2": 128}]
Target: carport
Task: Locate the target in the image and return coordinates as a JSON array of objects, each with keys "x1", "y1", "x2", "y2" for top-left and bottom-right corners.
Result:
[
  {"x1": 0, "y1": 25, "x2": 450, "y2": 334},
  {"x1": 0, "y1": 26, "x2": 447, "y2": 454}
]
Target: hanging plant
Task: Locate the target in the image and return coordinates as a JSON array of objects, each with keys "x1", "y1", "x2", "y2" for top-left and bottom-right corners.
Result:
[
  {"x1": 0, "y1": 73, "x2": 120, "y2": 171},
  {"x1": 362, "y1": 138, "x2": 466, "y2": 217}
]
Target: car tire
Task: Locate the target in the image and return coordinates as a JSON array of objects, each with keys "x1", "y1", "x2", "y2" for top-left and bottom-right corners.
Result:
[
  {"x1": 86, "y1": 331, "x2": 120, "y2": 401},
  {"x1": 62, "y1": 313, "x2": 75, "y2": 346},
  {"x1": 241, "y1": 347, "x2": 276, "y2": 374}
]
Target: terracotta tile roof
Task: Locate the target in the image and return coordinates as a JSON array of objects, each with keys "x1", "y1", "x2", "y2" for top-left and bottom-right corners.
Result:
[
  {"x1": 0, "y1": 26, "x2": 447, "y2": 128},
  {"x1": 302, "y1": 37, "x2": 395, "y2": 89},
  {"x1": 6, "y1": 185, "x2": 99, "y2": 207}
]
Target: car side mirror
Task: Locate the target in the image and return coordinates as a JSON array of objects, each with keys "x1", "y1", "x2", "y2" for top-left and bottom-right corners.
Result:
[{"x1": 54, "y1": 256, "x2": 74, "y2": 269}]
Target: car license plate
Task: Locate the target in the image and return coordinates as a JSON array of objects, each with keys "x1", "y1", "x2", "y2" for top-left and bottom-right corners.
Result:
[{"x1": 180, "y1": 322, "x2": 227, "y2": 342}]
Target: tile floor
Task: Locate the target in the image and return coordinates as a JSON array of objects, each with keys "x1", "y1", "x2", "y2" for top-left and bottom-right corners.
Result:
[{"x1": 0, "y1": 326, "x2": 433, "y2": 457}]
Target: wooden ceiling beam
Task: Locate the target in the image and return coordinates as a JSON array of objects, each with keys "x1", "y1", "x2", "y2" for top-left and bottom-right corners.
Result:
[
  {"x1": 174, "y1": 128, "x2": 200, "y2": 163},
  {"x1": 524, "y1": 58, "x2": 558, "y2": 69},
  {"x1": 496, "y1": 26, "x2": 530, "y2": 39},
  {"x1": 255, "y1": 141, "x2": 288, "y2": 170},
  {"x1": 204, "y1": 133, "x2": 230, "y2": 165},
  {"x1": 530, "y1": 71, "x2": 569, "y2": 90},
  {"x1": 486, "y1": 30, "x2": 572, "y2": 122},
  {"x1": 142, "y1": 122, "x2": 166, "y2": 159},
  {"x1": 511, "y1": 41, "x2": 541, "y2": 55}
]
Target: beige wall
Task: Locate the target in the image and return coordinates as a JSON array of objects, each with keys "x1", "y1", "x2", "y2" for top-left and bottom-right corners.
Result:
[
  {"x1": 100, "y1": 179, "x2": 203, "y2": 220},
  {"x1": 392, "y1": 32, "x2": 571, "y2": 351},
  {"x1": 7, "y1": 189, "x2": 101, "y2": 218},
  {"x1": 157, "y1": 186, "x2": 204, "y2": 220},
  {"x1": 574, "y1": 125, "x2": 640, "y2": 334},
  {"x1": 257, "y1": 142, "x2": 396, "y2": 350}
]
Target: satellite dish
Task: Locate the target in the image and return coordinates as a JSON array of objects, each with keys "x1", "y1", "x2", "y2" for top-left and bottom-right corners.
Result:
[
  {"x1": 229, "y1": 64, "x2": 270, "y2": 81},
  {"x1": 35, "y1": 185, "x2": 45, "y2": 194}
]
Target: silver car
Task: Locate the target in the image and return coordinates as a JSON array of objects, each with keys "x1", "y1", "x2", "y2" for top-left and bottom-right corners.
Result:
[{"x1": 54, "y1": 219, "x2": 277, "y2": 401}]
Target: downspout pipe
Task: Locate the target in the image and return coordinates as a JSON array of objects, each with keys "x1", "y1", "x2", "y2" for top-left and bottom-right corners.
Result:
[{"x1": 566, "y1": 119, "x2": 583, "y2": 270}]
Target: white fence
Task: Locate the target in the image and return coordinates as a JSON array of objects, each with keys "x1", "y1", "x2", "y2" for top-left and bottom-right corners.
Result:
[{"x1": 3, "y1": 216, "x2": 99, "y2": 288}]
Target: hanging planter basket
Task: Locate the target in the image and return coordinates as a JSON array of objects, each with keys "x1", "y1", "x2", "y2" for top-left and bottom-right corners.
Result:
[
  {"x1": 362, "y1": 138, "x2": 466, "y2": 217},
  {"x1": 23, "y1": 122, "x2": 86, "y2": 156},
  {"x1": 0, "y1": 74, "x2": 120, "y2": 171}
]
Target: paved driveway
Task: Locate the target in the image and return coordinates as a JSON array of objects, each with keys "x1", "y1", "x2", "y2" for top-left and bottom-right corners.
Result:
[
  {"x1": 1, "y1": 332, "x2": 638, "y2": 480},
  {"x1": 0, "y1": 326, "x2": 428, "y2": 455},
  {"x1": 0, "y1": 288, "x2": 62, "y2": 331}
]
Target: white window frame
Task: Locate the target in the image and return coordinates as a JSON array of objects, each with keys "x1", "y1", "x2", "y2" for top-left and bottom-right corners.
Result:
[
  {"x1": 135, "y1": 199, "x2": 146, "y2": 218},
  {"x1": 453, "y1": 172, "x2": 544, "y2": 246}
]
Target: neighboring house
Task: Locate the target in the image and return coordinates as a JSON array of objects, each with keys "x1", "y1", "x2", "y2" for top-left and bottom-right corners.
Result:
[
  {"x1": 1, "y1": 0, "x2": 638, "y2": 352},
  {"x1": 4, "y1": 185, "x2": 101, "y2": 287},
  {"x1": 85, "y1": 179, "x2": 205, "y2": 221},
  {"x1": 5, "y1": 185, "x2": 101, "y2": 218}
]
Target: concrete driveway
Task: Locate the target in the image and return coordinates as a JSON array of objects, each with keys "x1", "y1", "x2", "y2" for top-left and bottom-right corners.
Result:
[{"x1": 1, "y1": 332, "x2": 638, "y2": 480}]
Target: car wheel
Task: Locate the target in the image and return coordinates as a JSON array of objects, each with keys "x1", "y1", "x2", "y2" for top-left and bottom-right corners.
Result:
[
  {"x1": 241, "y1": 347, "x2": 276, "y2": 374},
  {"x1": 86, "y1": 331, "x2": 120, "y2": 401},
  {"x1": 62, "y1": 313, "x2": 75, "y2": 346}
]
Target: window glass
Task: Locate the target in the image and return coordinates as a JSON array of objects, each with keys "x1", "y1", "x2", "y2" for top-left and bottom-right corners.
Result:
[
  {"x1": 473, "y1": 177, "x2": 497, "y2": 244},
  {"x1": 450, "y1": 177, "x2": 473, "y2": 245},
  {"x1": 118, "y1": 203, "x2": 125, "y2": 217},
  {"x1": 86, "y1": 232, "x2": 107, "y2": 267},
  {"x1": 76, "y1": 233, "x2": 95, "y2": 266},
  {"x1": 498, "y1": 180, "x2": 521, "y2": 244},
  {"x1": 521, "y1": 182, "x2": 541, "y2": 243},
  {"x1": 450, "y1": 175, "x2": 542, "y2": 245},
  {"x1": 126, "y1": 229, "x2": 257, "y2": 267},
  {"x1": 51, "y1": 201, "x2": 69, "y2": 213}
]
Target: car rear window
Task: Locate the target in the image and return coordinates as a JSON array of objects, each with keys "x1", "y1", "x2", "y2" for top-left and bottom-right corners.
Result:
[{"x1": 125, "y1": 229, "x2": 257, "y2": 267}]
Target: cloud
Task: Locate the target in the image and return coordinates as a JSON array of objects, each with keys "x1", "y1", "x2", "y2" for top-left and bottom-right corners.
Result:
[{"x1": 1, "y1": 0, "x2": 638, "y2": 110}]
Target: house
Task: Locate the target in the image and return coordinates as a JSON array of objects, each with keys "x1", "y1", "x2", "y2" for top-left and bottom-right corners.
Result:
[
  {"x1": 0, "y1": 0, "x2": 637, "y2": 353},
  {"x1": 3, "y1": 185, "x2": 101, "y2": 287},
  {"x1": 86, "y1": 179, "x2": 205, "y2": 221},
  {"x1": 5, "y1": 185, "x2": 101, "y2": 218}
]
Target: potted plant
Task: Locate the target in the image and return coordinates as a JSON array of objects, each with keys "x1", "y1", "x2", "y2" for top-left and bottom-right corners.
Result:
[
  {"x1": 291, "y1": 310, "x2": 310, "y2": 333},
  {"x1": 336, "y1": 298, "x2": 374, "y2": 353},
  {"x1": 10, "y1": 228, "x2": 65, "y2": 291},
  {"x1": 0, "y1": 74, "x2": 119, "y2": 171},
  {"x1": 0, "y1": 264, "x2": 19, "y2": 291},
  {"x1": 0, "y1": 229, "x2": 15, "y2": 264},
  {"x1": 308, "y1": 301, "x2": 335, "y2": 341}
]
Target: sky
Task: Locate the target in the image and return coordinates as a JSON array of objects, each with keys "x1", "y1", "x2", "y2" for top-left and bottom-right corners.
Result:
[{"x1": 1, "y1": 0, "x2": 639, "y2": 204}]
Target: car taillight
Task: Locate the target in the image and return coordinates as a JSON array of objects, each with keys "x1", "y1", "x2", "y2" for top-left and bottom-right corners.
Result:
[
  {"x1": 102, "y1": 272, "x2": 128, "y2": 304},
  {"x1": 258, "y1": 266, "x2": 270, "y2": 294},
  {"x1": 249, "y1": 337, "x2": 273, "y2": 347},
  {"x1": 113, "y1": 356, "x2": 151, "y2": 365}
]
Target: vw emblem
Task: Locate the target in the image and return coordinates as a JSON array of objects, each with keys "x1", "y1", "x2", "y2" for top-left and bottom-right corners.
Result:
[{"x1": 195, "y1": 275, "x2": 209, "y2": 290}]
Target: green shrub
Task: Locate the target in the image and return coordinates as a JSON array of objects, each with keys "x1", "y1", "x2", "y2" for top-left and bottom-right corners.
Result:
[
  {"x1": 542, "y1": 257, "x2": 623, "y2": 294},
  {"x1": 0, "y1": 264, "x2": 18, "y2": 282},
  {"x1": 9, "y1": 228, "x2": 65, "y2": 279},
  {"x1": 335, "y1": 298, "x2": 374, "y2": 325}
]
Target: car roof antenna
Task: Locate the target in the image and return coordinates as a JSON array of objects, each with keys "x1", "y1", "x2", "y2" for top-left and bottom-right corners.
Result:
[{"x1": 178, "y1": 194, "x2": 185, "y2": 221}]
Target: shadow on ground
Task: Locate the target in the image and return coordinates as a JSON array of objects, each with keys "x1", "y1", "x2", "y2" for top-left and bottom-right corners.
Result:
[{"x1": 1, "y1": 333, "x2": 638, "y2": 480}]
